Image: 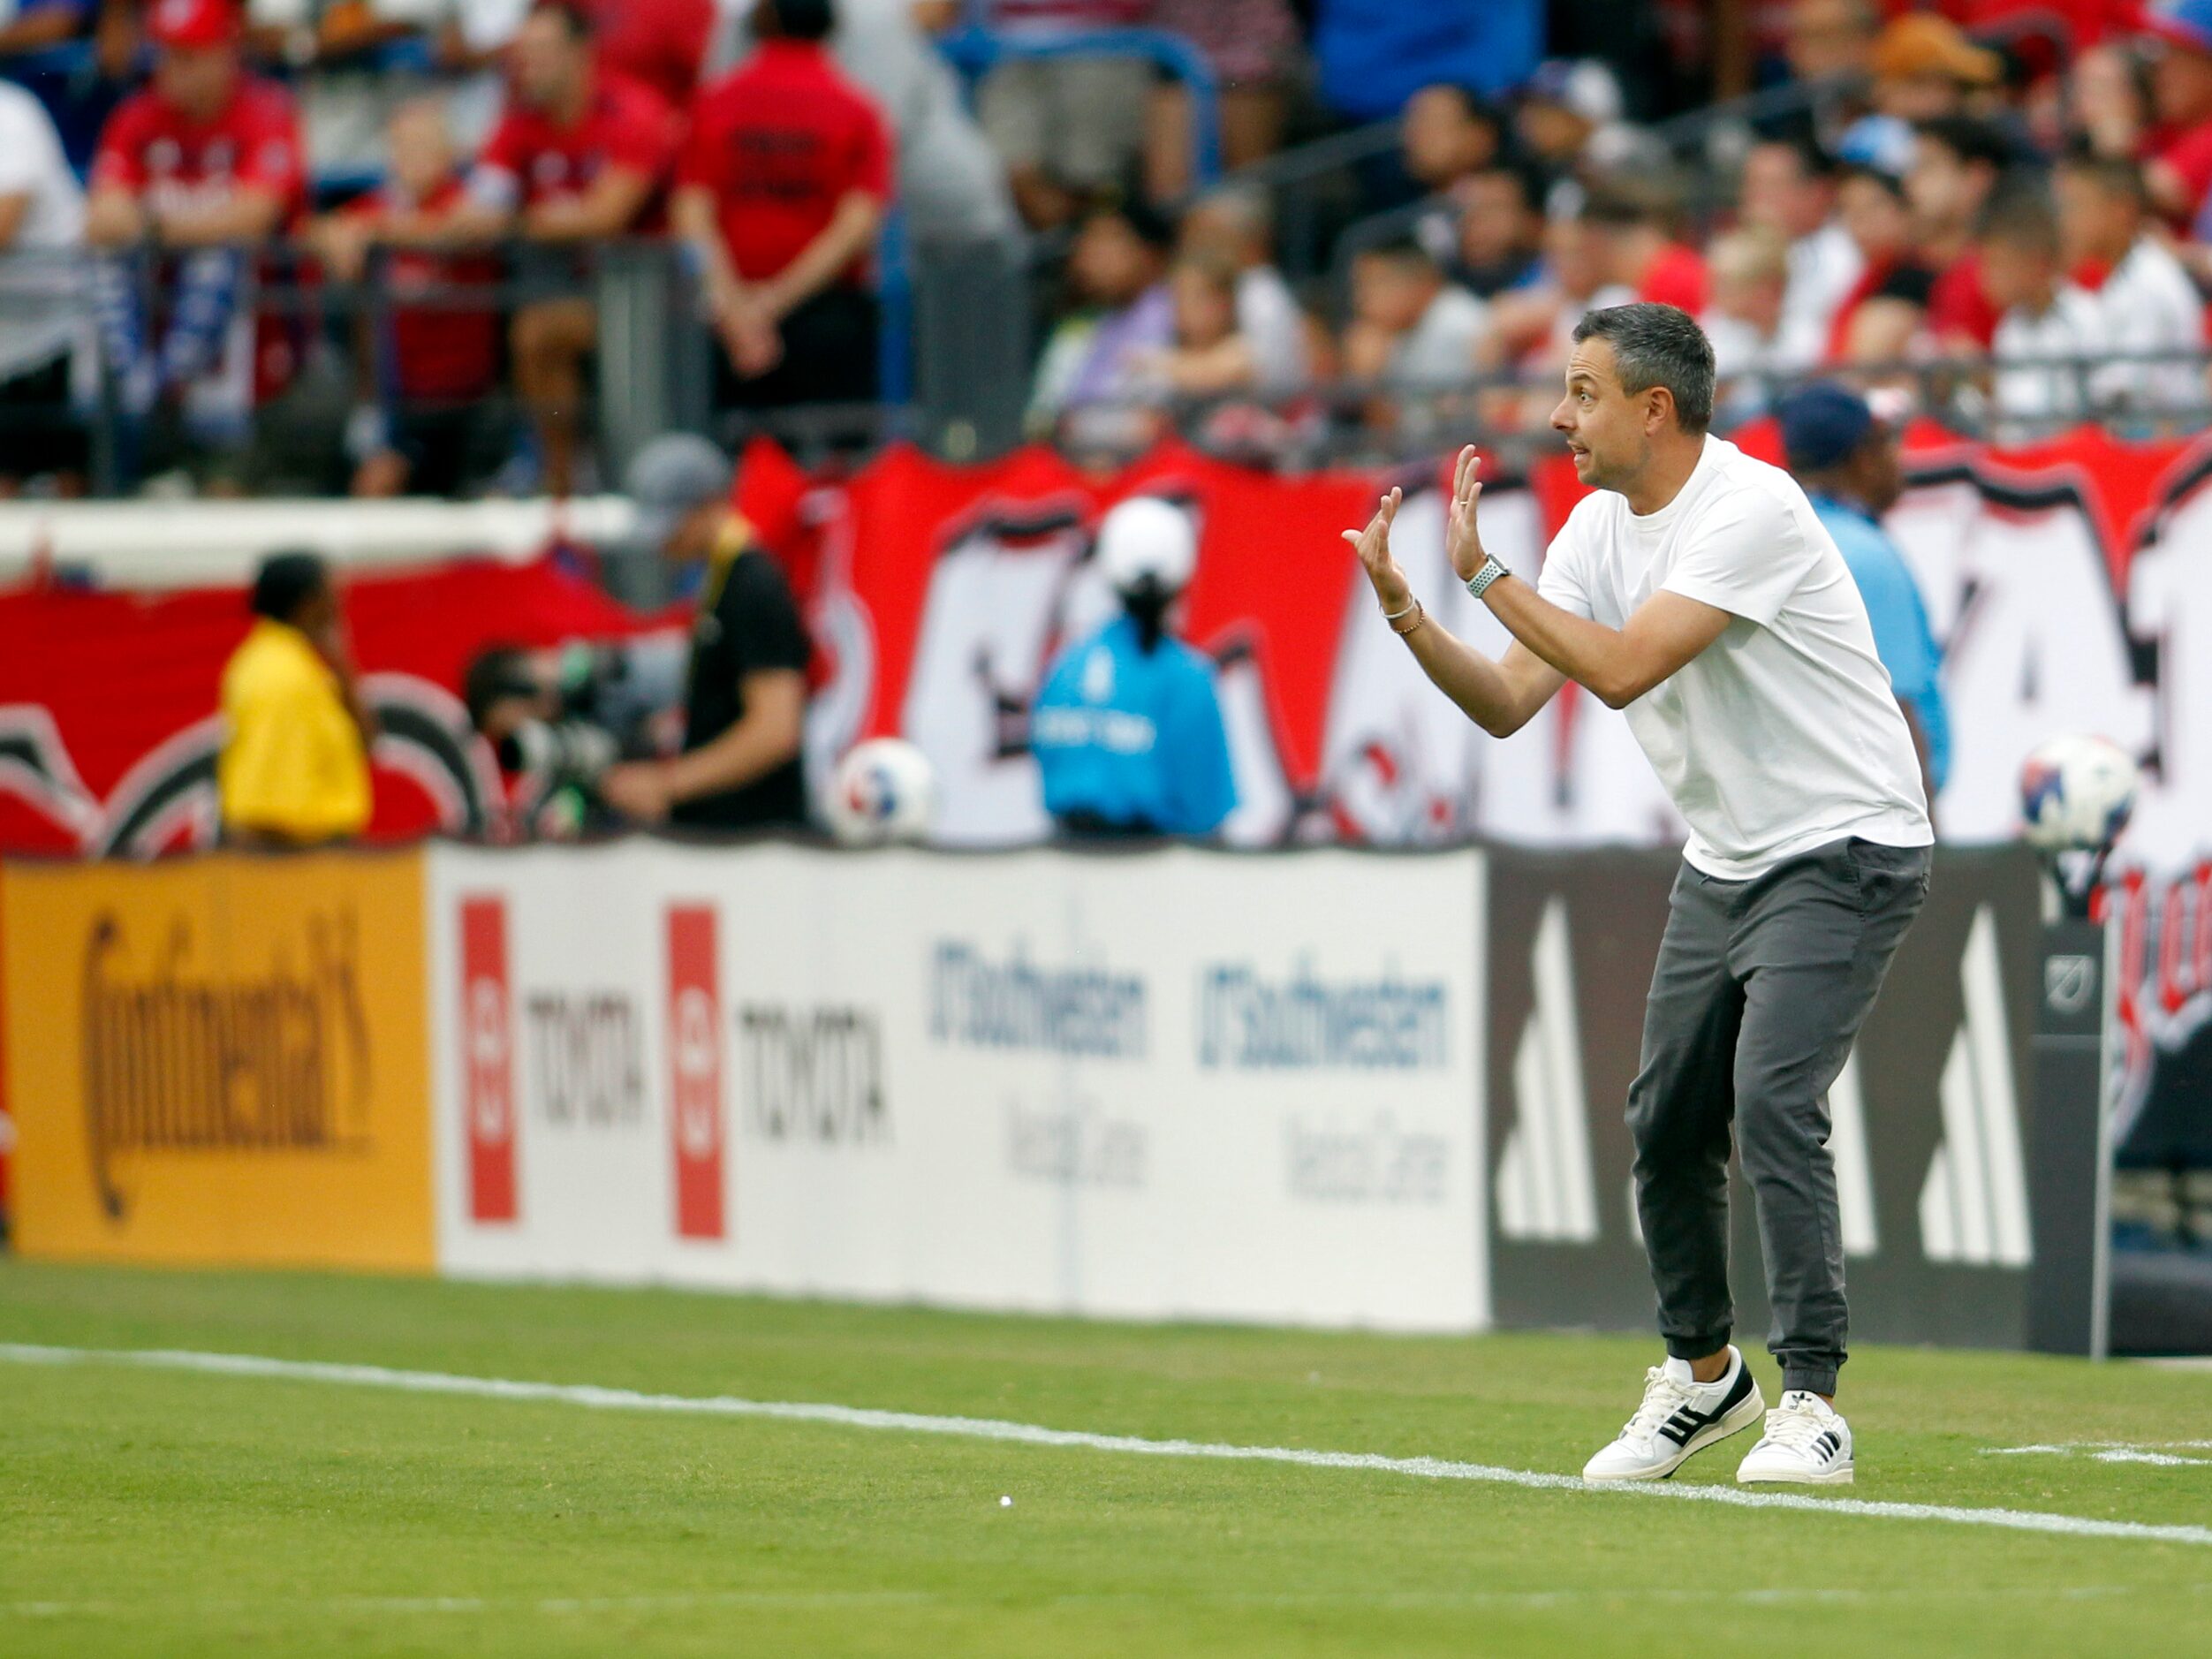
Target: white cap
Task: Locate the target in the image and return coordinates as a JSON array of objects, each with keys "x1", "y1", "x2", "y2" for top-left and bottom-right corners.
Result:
[{"x1": 1096, "y1": 497, "x2": 1197, "y2": 595}]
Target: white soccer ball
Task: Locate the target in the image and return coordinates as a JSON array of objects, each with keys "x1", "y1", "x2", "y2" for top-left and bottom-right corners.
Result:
[
  {"x1": 825, "y1": 739, "x2": 936, "y2": 845},
  {"x1": 2019, "y1": 734, "x2": 2139, "y2": 853}
]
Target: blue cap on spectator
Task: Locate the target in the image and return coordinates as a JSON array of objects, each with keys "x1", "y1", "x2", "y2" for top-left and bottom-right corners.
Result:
[
  {"x1": 1777, "y1": 382, "x2": 1880, "y2": 473},
  {"x1": 2145, "y1": 0, "x2": 2212, "y2": 57},
  {"x1": 1835, "y1": 114, "x2": 1915, "y2": 178}
]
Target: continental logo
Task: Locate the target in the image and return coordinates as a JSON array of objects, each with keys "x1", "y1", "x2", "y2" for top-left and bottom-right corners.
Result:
[{"x1": 81, "y1": 906, "x2": 373, "y2": 1221}]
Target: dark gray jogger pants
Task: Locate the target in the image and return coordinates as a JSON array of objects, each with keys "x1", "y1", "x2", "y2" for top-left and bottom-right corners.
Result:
[{"x1": 1628, "y1": 837, "x2": 1930, "y2": 1397}]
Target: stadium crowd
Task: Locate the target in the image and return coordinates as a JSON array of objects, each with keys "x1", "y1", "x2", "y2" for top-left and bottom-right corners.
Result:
[{"x1": 1, "y1": 0, "x2": 2209, "y2": 500}]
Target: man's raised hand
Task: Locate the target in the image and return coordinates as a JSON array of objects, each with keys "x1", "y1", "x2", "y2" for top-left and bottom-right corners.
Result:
[
  {"x1": 1342, "y1": 487, "x2": 1411, "y2": 612},
  {"x1": 1446, "y1": 445, "x2": 1487, "y2": 583}
]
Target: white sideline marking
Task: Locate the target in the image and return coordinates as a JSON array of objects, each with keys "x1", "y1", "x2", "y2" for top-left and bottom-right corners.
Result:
[
  {"x1": 6, "y1": 1342, "x2": 2211, "y2": 1550},
  {"x1": 1985, "y1": 1442, "x2": 2212, "y2": 1466}
]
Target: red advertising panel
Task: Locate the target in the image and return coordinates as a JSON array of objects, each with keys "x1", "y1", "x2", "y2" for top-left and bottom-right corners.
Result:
[
  {"x1": 460, "y1": 896, "x2": 518, "y2": 1223},
  {"x1": 666, "y1": 904, "x2": 725, "y2": 1240}
]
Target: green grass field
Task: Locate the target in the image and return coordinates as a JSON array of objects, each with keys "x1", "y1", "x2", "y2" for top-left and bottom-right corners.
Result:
[{"x1": 3, "y1": 1262, "x2": 2208, "y2": 1657}]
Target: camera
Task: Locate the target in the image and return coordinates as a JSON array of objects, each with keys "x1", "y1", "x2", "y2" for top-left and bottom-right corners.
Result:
[{"x1": 465, "y1": 640, "x2": 685, "y2": 830}]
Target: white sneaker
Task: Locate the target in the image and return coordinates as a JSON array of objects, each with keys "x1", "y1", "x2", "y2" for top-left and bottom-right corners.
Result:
[
  {"x1": 1736, "y1": 1390, "x2": 1854, "y2": 1485},
  {"x1": 1582, "y1": 1346, "x2": 1765, "y2": 1482}
]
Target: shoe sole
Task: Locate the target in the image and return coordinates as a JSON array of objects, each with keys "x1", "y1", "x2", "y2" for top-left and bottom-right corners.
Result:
[
  {"x1": 1582, "y1": 1384, "x2": 1768, "y2": 1483},
  {"x1": 1738, "y1": 1462, "x2": 1854, "y2": 1487}
]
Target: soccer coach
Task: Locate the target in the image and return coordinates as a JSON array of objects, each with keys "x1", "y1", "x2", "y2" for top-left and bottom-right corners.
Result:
[{"x1": 1345, "y1": 303, "x2": 1930, "y2": 1486}]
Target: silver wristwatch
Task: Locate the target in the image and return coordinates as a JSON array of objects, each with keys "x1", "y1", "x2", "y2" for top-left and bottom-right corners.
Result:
[{"x1": 1465, "y1": 556, "x2": 1507, "y2": 600}]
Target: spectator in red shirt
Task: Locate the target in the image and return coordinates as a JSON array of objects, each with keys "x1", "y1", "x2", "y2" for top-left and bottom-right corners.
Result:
[
  {"x1": 1825, "y1": 162, "x2": 1936, "y2": 368},
  {"x1": 1905, "y1": 115, "x2": 2012, "y2": 352},
  {"x1": 84, "y1": 0, "x2": 308, "y2": 476},
  {"x1": 2141, "y1": 0, "x2": 2212, "y2": 223},
  {"x1": 440, "y1": 0, "x2": 679, "y2": 496},
  {"x1": 1585, "y1": 186, "x2": 1708, "y2": 315},
  {"x1": 580, "y1": 0, "x2": 714, "y2": 112},
  {"x1": 314, "y1": 99, "x2": 505, "y2": 500},
  {"x1": 674, "y1": 0, "x2": 893, "y2": 415}
]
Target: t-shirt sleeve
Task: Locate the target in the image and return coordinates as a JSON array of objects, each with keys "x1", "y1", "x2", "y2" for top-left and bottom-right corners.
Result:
[
  {"x1": 468, "y1": 113, "x2": 526, "y2": 209},
  {"x1": 234, "y1": 94, "x2": 306, "y2": 203},
  {"x1": 1658, "y1": 489, "x2": 1814, "y2": 628},
  {"x1": 602, "y1": 95, "x2": 679, "y2": 183},
  {"x1": 0, "y1": 100, "x2": 47, "y2": 196},
  {"x1": 89, "y1": 100, "x2": 149, "y2": 194},
  {"x1": 1873, "y1": 263, "x2": 1935, "y2": 307},
  {"x1": 673, "y1": 96, "x2": 722, "y2": 192},
  {"x1": 722, "y1": 553, "x2": 812, "y2": 682},
  {"x1": 848, "y1": 101, "x2": 894, "y2": 201},
  {"x1": 1535, "y1": 509, "x2": 1595, "y2": 620}
]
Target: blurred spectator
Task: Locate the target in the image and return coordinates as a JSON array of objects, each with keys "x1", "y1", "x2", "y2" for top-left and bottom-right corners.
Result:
[
  {"x1": 1313, "y1": 0, "x2": 1541, "y2": 121},
  {"x1": 2055, "y1": 152, "x2": 2206, "y2": 420},
  {"x1": 1584, "y1": 185, "x2": 1708, "y2": 313},
  {"x1": 446, "y1": 0, "x2": 679, "y2": 496},
  {"x1": 578, "y1": 0, "x2": 712, "y2": 110},
  {"x1": 1402, "y1": 85, "x2": 1505, "y2": 197},
  {"x1": 218, "y1": 550, "x2": 374, "y2": 848},
  {"x1": 675, "y1": 0, "x2": 892, "y2": 418},
  {"x1": 1980, "y1": 185, "x2": 2108, "y2": 435},
  {"x1": 1702, "y1": 226, "x2": 1798, "y2": 420},
  {"x1": 1777, "y1": 381, "x2": 1949, "y2": 804},
  {"x1": 1145, "y1": 0, "x2": 1300, "y2": 192},
  {"x1": 1867, "y1": 11, "x2": 2001, "y2": 123},
  {"x1": 1028, "y1": 196, "x2": 1172, "y2": 435},
  {"x1": 0, "y1": 77, "x2": 87, "y2": 496},
  {"x1": 2065, "y1": 42, "x2": 2151, "y2": 162},
  {"x1": 1479, "y1": 210, "x2": 1632, "y2": 405},
  {"x1": 2141, "y1": 0, "x2": 2212, "y2": 223},
  {"x1": 86, "y1": 0, "x2": 314, "y2": 487},
  {"x1": 416, "y1": 0, "x2": 536, "y2": 154},
  {"x1": 1443, "y1": 162, "x2": 1547, "y2": 299},
  {"x1": 598, "y1": 434, "x2": 810, "y2": 831},
  {"x1": 975, "y1": 0, "x2": 1153, "y2": 231},
  {"x1": 1738, "y1": 136, "x2": 1862, "y2": 365},
  {"x1": 1031, "y1": 497, "x2": 1234, "y2": 839},
  {"x1": 1907, "y1": 116, "x2": 2012, "y2": 353},
  {"x1": 1826, "y1": 161, "x2": 1933, "y2": 365},
  {"x1": 0, "y1": 0, "x2": 93, "y2": 64},
  {"x1": 314, "y1": 97, "x2": 505, "y2": 498},
  {"x1": 1515, "y1": 57, "x2": 1628, "y2": 184},
  {"x1": 1783, "y1": 0, "x2": 1877, "y2": 86},
  {"x1": 1177, "y1": 184, "x2": 1307, "y2": 392},
  {"x1": 822, "y1": 0, "x2": 1015, "y2": 243},
  {"x1": 1127, "y1": 250, "x2": 1252, "y2": 405},
  {"x1": 1341, "y1": 237, "x2": 1487, "y2": 429},
  {"x1": 242, "y1": 0, "x2": 438, "y2": 185}
]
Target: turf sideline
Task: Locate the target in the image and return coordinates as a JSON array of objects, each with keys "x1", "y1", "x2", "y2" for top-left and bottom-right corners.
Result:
[{"x1": 5, "y1": 1341, "x2": 2208, "y2": 1549}]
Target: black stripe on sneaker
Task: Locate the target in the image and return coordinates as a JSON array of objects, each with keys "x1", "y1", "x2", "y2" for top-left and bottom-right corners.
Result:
[
  {"x1": 1814, "y1": 1429, "x2": 1841, "y2": 1460},
  {"x1": 1655, "y1": 1364, "x2": 1753, "y2": 1447}
]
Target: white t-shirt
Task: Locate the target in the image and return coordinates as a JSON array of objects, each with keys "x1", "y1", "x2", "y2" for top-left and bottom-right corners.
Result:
[
  {"x1": 0, "y1": 81, "x2": 86, "y2": 382},
  {"x1": 1780, "y1": 220, "x2": 1862, "y2": 365},
  {"x1": 1991, "y1": 284, "x2": 2108, "y2": 434},
  {"x1": 1386, "y1": 284, "x2": 1489, "y2": 391},
  {"x1": 1537, "y1": 436, "x2": 1932, "y2": 879},
  {"x1": 2089, "y1": 237, "x2": 2204, "y2": 418}
]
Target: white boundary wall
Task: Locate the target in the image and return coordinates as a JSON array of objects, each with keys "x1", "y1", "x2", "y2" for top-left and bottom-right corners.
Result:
[{"x1": 427, "y1": 841, "x2": 1490, "y2": 1332}]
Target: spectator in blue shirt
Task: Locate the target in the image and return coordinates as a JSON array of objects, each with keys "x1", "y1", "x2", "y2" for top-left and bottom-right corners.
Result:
[
  {"x1": 1778, "y1": 382, "x2": 1951, "y2": 807},
  {"x1": 1031, "y1": 496, "x2": 1237, "y2": 837},
  {"x1": 1313, "y1": 0, "x2": 1542, "y2": 122}
]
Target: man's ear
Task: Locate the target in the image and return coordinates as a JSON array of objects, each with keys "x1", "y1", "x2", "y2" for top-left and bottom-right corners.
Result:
[{"x1": 1646, "y1": 386, "x2": 1675, "y2": 434}]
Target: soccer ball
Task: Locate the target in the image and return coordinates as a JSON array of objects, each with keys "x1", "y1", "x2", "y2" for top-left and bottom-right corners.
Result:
[
  {"x1": 2019, "y1": 734, "x2": 2139, "y2": 853},
  {"x1": 825, "y1": 739, "x2": 936, "y2": 845}
]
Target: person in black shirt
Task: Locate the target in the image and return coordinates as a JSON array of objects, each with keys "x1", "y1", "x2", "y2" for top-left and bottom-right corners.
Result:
[{"x1": 599, "y1": 435, "x2": 811, "y2": 831}]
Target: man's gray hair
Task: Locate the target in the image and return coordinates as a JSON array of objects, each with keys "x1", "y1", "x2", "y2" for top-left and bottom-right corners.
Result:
[{"x1": 1570, "y1": 303, "x2": 1716, "y2": 435}]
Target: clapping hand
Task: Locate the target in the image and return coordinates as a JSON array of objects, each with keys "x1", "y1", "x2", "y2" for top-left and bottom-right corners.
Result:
[
  {"x1": 1341, "y1": 487, "x2": 1411, "y2": 614},
  {"x1": 1445, "y1": 445, "x2": 1487, "y2": 584}
]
